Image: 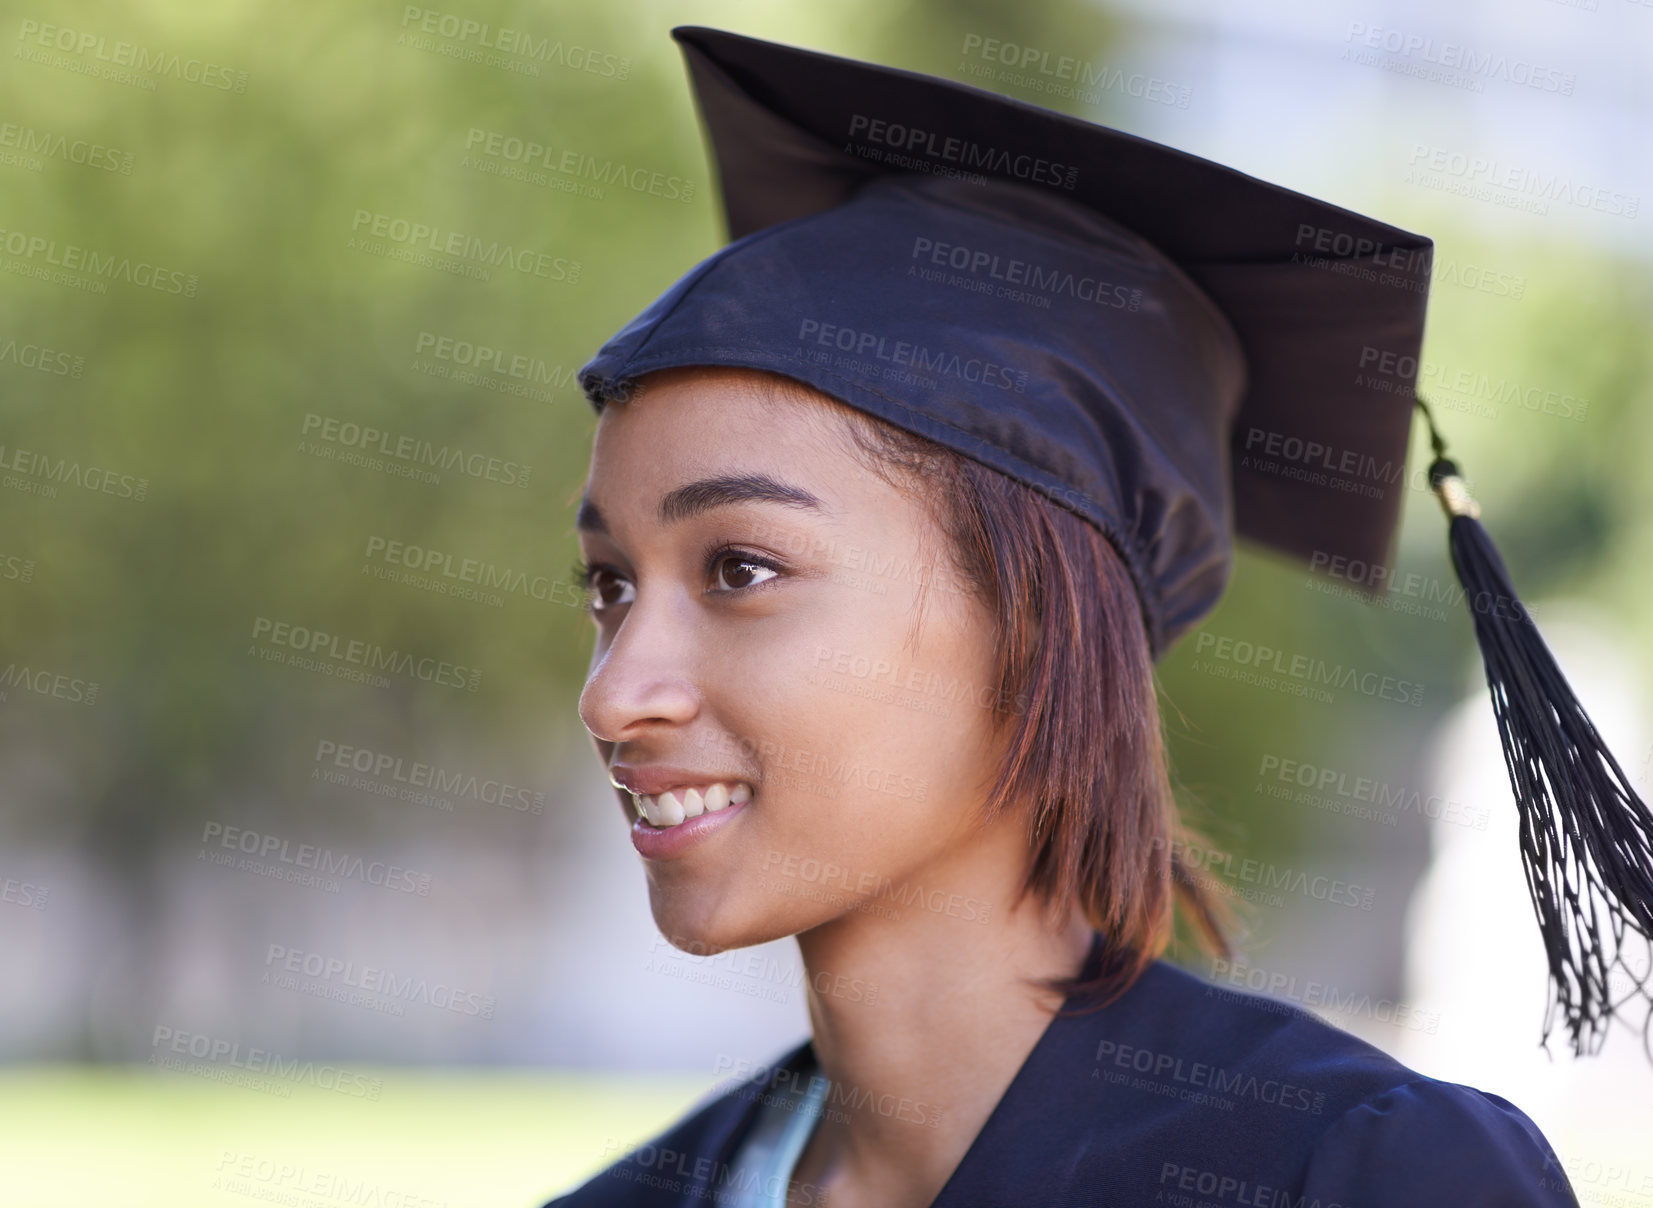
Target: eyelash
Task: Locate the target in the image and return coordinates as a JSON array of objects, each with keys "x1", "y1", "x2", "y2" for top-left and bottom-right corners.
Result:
[{"x1": 571, "y1": 546, "x2": 786, "y2": 615}]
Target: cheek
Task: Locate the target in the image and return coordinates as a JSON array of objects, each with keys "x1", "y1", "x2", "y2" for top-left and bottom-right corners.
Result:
[{"x1": 712, "y1": 590, "x2": 997, "y2": 860}]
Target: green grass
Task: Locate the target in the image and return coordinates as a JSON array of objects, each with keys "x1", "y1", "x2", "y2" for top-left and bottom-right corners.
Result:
[{"x1": 0, "y1": 1065, "x2": 722, "y2": 1207}]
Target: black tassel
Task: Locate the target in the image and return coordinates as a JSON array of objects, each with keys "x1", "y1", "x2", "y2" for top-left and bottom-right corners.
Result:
[{"x1": 1414, "y1": 392, "x2": 1653, "y2": 1058}]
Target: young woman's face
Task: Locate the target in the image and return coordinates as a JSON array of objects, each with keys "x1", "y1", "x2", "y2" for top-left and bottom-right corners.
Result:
[{"x1": 575, "y1": 367, "x2": 1012, "y2": 954}]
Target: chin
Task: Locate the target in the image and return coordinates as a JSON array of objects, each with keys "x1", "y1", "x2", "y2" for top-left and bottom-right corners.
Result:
[{"x1": 645, "y1": 885, "x2": 811, "y2": 958}]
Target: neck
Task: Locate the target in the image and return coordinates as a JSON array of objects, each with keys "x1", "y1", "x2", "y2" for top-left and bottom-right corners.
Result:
[{"x1": 790, "y1": 828, "x2": 1096, "y2": 1204}]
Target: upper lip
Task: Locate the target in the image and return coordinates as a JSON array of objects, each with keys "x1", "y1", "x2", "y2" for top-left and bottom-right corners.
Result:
[{"x1": 609, "y1": 765, "x2": 755, "y2": 798}]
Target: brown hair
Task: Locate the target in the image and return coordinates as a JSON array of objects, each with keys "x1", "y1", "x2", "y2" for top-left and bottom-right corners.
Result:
[{"x1": 770, "y1": 372, "x2": 1235, "y2": 1009}]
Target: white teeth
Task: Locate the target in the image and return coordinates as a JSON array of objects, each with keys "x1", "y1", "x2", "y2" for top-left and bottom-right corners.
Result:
[
  {"x1": 632, "y1": 782, "x2": 752, "y2": 829},
  {"x1": 655, "y1": 789, "x2": 686, "y2": 827}
]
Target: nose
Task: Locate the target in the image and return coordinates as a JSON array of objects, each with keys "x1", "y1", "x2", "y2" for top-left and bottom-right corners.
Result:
[{"x1": 577, "y1": 595, "x2": 702, "y2": 745}]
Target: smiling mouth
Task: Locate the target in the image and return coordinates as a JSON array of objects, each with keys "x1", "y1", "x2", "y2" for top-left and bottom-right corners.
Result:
[{"x1": 629, "y1": 781, "x2": 753, "y2": 828}]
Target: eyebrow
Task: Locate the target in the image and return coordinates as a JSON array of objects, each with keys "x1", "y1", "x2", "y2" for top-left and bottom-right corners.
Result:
[{"x1": 576, "y1": 473, "x2": 830, "y2": 535}]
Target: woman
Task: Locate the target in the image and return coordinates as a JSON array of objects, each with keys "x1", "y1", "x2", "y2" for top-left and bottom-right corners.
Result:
[{"x1": 544, "y1": 24, "x2": 1605, "y2": 1208}]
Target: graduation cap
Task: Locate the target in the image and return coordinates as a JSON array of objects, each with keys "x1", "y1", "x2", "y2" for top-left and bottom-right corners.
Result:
[{"x1": 577, "y1": 26, "x2": 1653, "y2": 1059}]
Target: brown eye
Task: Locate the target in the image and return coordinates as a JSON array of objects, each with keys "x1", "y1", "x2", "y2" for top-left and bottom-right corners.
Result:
[
  {"x1": 579, "y1": 565, "x2": 634, "y2": 612},
  {"x1": 595, "y1": 569, "x2": 636, "y2": 609},
  {"x1": 710, "y1": 552, "x2": 780, "y2": 593}
]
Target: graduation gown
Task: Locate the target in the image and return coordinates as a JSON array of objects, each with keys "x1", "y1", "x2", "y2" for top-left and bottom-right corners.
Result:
[{"x1": 542, "y1": 934, "x2": 1578, "y2": 1206}]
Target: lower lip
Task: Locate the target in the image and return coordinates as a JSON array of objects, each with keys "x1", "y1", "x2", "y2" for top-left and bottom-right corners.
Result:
[{"x1": 629, "y1": 797, "x2": 750, "y2": 860}]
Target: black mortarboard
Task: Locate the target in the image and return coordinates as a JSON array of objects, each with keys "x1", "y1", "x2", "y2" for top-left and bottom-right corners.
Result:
[
  {"x1": 583, "y1": 26, "x2": 1435, "y2": 660},
  {"x1": 576, "y1": 27, "x2": 1653, "y2": 1059}
]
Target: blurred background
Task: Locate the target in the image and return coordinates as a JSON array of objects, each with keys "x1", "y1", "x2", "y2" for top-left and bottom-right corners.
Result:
[{"x1": 1, "y1": 0, "x2": 1650, "y2": 1203}]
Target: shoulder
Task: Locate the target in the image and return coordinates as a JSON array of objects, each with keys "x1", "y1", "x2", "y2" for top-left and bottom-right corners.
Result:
[
  {"x1": 538, "y1": 1039, "x2": 813, "y2": 1207},
  {"x1": 1298, "y1": 1078, "x2": 1578, "y2": 1206},
  {"x1": 1046, "y1": 960, "x2": 1576, "y2": 1203},
  {"x1": 1081, "y1": 958, "x2": 1433, "y2": 1100}
]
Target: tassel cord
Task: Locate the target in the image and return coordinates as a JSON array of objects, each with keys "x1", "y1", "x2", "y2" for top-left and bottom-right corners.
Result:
[
  {"x1": 1417, "y1": 391, "x2": 1653, "y2": 1056},
  {"x1": 1452, "y1": 510, "x2": 1653, "y2": 1050}
]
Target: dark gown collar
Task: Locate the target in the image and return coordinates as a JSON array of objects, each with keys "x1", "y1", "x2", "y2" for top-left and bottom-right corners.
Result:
[
  {"x1": 703, "y1": 930, "x2": 1117, "y2": 1207},
  {"x1": 552, "y1": 931, "x2": 1575, "y2": 1206}
]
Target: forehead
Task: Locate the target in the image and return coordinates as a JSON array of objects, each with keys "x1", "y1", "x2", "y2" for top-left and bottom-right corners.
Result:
[
  {"x1": 585, "y1": 367, "x2": 861, "y2": 488},
  {"x1": 579, "y1": 368, "x2": 870, "y2": 536},
  {"x1": 593, "y1": 367, "x2": 839, "y2": 449}
]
